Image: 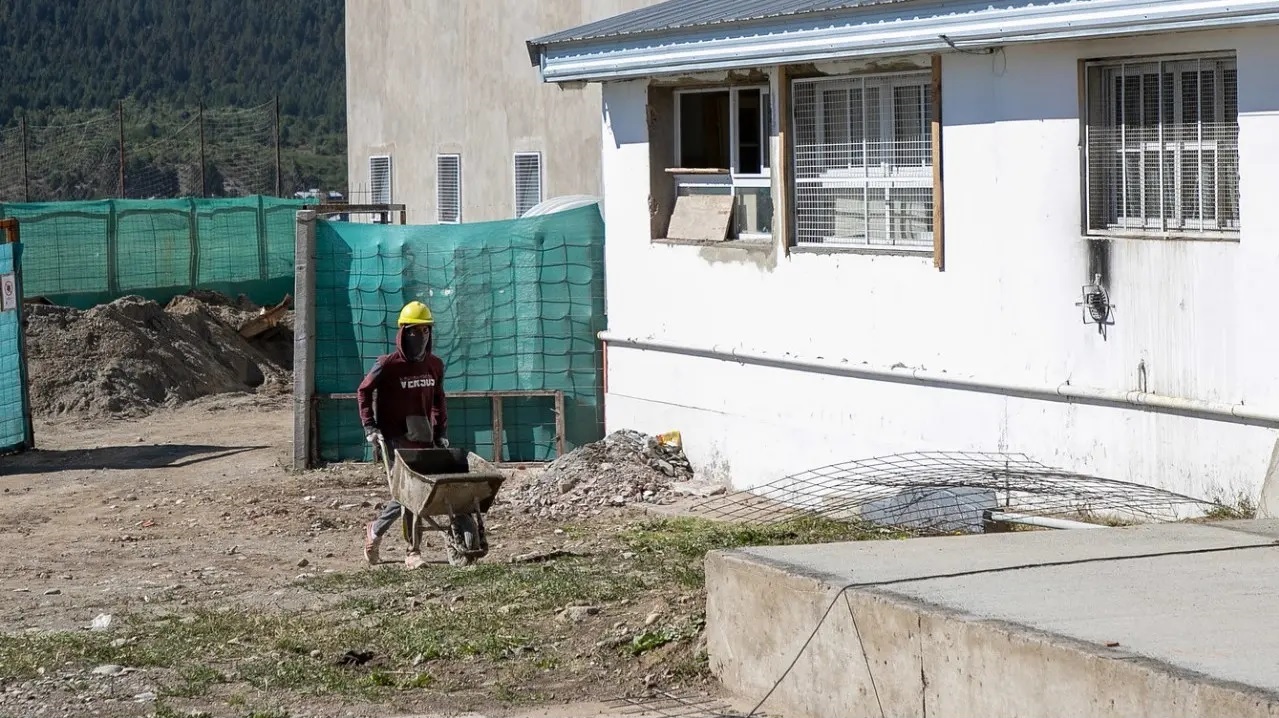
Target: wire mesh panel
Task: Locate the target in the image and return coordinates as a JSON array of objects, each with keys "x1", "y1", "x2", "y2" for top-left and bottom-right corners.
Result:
[
  {"x1": 690, "y1": 451, "x2": 1223, "y2": 532},
  {"x1": 0, "y1": 102, "x2": 281, "y2": 202},
  {"x1": 792, "y1": 72, "x2": 934, "y2": 250},
  {"x1": 0, "y1": 237, "x2": 32, "y2": 454},
  {"x1": 514, "y1": 152, "x2": 543, "y2": 217},
  {"x1": 0, "y1": 196, "x2": 303, "y2": 308},
  {"x1": 311, "y1": 204, "x2": 606, "y2": 463},
  {"x1": 1085, "y1": 54, "x2": 1240, "y2": 236}
]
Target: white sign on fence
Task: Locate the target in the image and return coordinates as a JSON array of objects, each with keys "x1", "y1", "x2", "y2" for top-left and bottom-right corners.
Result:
[{"x1": 0, "y1": 273, "x2": 15, "y2": 312}]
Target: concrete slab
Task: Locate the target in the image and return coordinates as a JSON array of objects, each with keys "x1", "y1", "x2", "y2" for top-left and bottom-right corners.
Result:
[{"x1": 707, "y1": 521, "x2": 1279, "y2": 718}]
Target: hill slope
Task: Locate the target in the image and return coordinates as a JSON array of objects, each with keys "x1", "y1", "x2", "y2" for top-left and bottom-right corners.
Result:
[{"x1": 0, "y1": 0, "x2": 346, "y2": 193}]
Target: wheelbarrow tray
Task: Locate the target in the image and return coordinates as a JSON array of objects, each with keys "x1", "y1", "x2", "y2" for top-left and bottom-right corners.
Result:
[{"x1": 388, "y1": 447, "x2": 505, "y2": 517}]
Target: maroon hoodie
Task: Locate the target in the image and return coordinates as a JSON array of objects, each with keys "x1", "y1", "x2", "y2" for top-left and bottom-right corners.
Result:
[{"x1": 356, "y1": 325, "x2": 447, "y2": 447}]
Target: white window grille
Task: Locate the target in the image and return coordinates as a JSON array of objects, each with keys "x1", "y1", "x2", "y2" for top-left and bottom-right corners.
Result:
[
  {"x1": 369, "y1": 155, "x2": 392, "y2": 204},
  {"x1": 792, "y1": 72, "x2": 934, "y2": 250},
  {"x1": 514, "y1": 152, "x2": 543, "y2": 217},
  {"x1": 1084, "y1": 54, "x2": 1239, "y2": 237},
  {"x1": 437, "y1": 154, "x2": 461, "y2": 224}
]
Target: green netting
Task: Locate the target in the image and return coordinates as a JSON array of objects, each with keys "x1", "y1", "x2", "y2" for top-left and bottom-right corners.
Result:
[
  {"x1": 0, "y1": 196, "x2": 304, "y2": 308},
  {"x1": 313, "y1": 205, "x2": 607, "y2": 464},
  {"x1": 0, "y1": 241, "x2": 31, "y2": 454}
]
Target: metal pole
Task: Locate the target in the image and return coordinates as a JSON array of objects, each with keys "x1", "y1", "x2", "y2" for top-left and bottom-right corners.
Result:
[
  {"x1": 117, "y1": 100, "x2": 126, "y2": 198},
  {"x1": 274, "y1": 95, "x2": 282, "y2": 197},
  {"x1": 20, "y1": 116, "x2": 29, "y2": 202},
  {"x1": 198, "y1": 102, "x2": 207, "y2": 198}
]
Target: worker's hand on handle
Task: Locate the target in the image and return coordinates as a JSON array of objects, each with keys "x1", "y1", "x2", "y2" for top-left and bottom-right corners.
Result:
[{"x1": 434, "y1": 437, "x2": 449, "y2": 449}]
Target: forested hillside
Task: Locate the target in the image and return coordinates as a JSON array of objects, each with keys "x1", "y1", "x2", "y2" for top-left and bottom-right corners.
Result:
[{"x1": 0, "y1": 0, "x2": 346, "y2": 195}]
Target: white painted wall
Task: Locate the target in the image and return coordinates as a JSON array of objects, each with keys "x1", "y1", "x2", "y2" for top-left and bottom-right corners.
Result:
[{"x1": 600, "y1": 27, "x2": 1279, "y2": 501}]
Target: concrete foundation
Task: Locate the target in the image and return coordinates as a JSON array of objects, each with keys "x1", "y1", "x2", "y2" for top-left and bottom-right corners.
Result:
[{"x1": 706, "y1": 520, "x2": 1279, "y2": 718}]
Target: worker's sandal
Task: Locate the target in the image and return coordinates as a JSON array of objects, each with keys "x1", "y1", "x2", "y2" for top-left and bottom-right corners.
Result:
[
  {"x1": 404, "y1": 552, "x2": 426, "y2": 570},
  {"x1": 363, "y1": 522, "x2": 381, "y2": 565}
]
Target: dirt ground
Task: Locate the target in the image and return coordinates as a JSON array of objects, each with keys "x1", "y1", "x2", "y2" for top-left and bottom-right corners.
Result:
[{"x1": 0, "y1": 394, "x2": 867, "y2": 718}]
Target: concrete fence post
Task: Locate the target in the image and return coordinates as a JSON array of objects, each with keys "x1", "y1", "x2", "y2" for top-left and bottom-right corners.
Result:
[{"x1": 293, "y1": 210, "x2": 317, "y2": 470}]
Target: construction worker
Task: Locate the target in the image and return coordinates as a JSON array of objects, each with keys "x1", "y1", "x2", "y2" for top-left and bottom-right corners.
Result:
[{"x1": 357, "y1": 300, "x2": 448, "y2": 569}]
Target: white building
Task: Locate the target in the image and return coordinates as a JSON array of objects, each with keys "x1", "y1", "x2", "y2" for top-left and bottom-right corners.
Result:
[
  {"x1": 345, "y1": 0, "x2": 657, "y2": 224},
  {"x1": 527, "y1": 0, "x2": 1279, "y2": 502}
]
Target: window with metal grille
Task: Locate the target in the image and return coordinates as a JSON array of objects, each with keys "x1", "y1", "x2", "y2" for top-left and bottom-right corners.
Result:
[
  {"x1": 792, "y1": 72, "x2": 934, "y2": 250},
  {"x1": 369, "y1": 155, "x2": 392, "y2": 204},
  {"x1": 1084, "y1": 54, "x2": 1239, "y2": 237},
  {"x1": 437, "y1": 154, "x2": 461, "y2": 224},
  {"x1": 514, "y1": 152, "x2": 543, "y2": 217}
]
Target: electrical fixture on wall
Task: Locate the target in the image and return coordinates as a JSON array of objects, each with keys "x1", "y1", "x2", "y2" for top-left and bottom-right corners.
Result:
[{"x1": 1077, "y1": 273, "x2": 1114, "y2": 339}]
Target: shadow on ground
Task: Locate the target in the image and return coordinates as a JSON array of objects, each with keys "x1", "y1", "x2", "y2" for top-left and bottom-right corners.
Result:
[{"x1": 0, "y1": 444, "x2": 266, "y2": 476}]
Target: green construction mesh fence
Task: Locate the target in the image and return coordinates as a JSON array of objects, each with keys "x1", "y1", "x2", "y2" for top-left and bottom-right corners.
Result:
[
  {"x1": 312, "y1": 205, "x2": 607, "y2": 464},
  {"x1": 0, "y1": 196, "x2": 304, "y2": 308},
  {"x1": 0, "y1": 240, "x2": 31, "y2": 454}
]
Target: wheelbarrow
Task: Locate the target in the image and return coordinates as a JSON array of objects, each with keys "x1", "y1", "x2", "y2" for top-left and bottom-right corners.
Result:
[{"x1": 374, "y1": 437, "x2": 505, "y2": 566}]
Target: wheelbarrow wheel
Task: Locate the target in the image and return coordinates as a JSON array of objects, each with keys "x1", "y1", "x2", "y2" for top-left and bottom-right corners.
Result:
[{"x1": 446, "y1": 514, "x2": 483, "y2": 567}]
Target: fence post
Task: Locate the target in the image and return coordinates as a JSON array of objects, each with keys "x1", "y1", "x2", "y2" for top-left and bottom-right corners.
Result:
[
  {"x1": 2, "y1": 218, "x2": 34, "y2": 451},
  {"x1": 19, "y1": 117, "x2": 29, "y2": 202},
  {"x1": 117, "y1": 101, "x2": 126, "y2": 198},
  {"x1": 106, "y1": 200, "x2": 119, "y2": 296},
  {"x1": 274, "y1": 96, "x2": 283, "y2": 197},
  {"x1": 187, "y1": 198, "x2": 200, "y2": 290},
  {"x1": 198, "y1": 102, "x2": 207, "y2": 198},
  {"x1": 293, "y1": 209, "x2": 317, "y2": 470}
]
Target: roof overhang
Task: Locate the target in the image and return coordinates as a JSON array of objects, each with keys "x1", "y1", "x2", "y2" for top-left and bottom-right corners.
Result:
[{"x1": 528, "y1": 0, "x2": 1279, "y2": 83}]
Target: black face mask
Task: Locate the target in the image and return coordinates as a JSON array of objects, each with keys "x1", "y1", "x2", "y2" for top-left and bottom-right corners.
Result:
[{"x1": 402, "y1": 326, "x2": 430, "y2": 362}]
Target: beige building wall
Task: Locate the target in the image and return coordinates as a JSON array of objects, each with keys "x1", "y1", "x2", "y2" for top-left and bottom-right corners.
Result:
[{"x1": 345, "y1": 0, "x2": 657, "y2": 224}]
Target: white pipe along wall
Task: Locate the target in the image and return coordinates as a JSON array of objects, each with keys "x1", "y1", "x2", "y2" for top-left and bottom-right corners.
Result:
[
  {"x1": 596, "y1": 26, "x2": 1279, "y2": 502},
  {"x1": 599, "y1": 333, "x2": 1279, "y2": 429}
]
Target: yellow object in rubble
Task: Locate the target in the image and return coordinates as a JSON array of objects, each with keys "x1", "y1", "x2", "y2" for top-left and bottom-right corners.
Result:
[{"x1": 656, "y1": 431, "x2": 682, "y2": 448}]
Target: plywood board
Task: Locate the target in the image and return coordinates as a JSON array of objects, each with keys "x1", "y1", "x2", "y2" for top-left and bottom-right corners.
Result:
[{"x1": 666, "y1": 194, "x2": 734, "y2": 242}]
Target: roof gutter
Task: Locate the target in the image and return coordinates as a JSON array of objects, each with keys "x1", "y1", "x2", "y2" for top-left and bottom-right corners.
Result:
[{"x1": 535, "y1": 0, "x2": 1279, "y2": 83}]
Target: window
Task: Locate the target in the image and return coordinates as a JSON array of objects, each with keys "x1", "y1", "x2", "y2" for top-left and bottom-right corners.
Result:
[
  {"x1": 792, "y1": 72, "x2": 934, "y2": 250},
  {"x1": 514, "y1": 152, "x2": 543, "y2": 217},
  {"x1": 369, "y1": 155, "x2": 392, "y2": 204},
  {"x1": 672, "y1": 86, "x2": 773, "y2": 238},
  {"x1": 437, "y1": 154, "x2": 461, "y2": 224},
  {"x1": 1084, "y1": 54, "x2": 1239, "y2": 237}
]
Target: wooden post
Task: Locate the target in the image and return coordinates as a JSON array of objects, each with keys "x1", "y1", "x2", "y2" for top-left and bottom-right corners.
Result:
[
  {"x1": 274, "y1": 96, "x2": 283, "y2": 197},
  {"x1": 19, "y1": 117, "x2": 29, "y2": 202},
  {"x1": 931, "y1": 54, "x2": 946, "y2": 272},
  {"x1": 554, "y1": 391, "x2": 566, "y2": 458},
  {"x1": 117, "y1": 101, "x2": 126, "y2": 198},
  {"x1": 771, "y1": 65, "x2": 793, "y2": 256},
  {"x1": 491, "y1": 396, "x2": 504, "y2": 463},
  {"x1": 198, "y1": 102, "x2": 207, "y2": 198},
  {"x1": 293, "y1": 210, "x2": 318, "y2": 470}
]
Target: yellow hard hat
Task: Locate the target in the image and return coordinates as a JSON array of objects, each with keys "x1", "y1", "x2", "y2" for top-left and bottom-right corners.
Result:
[{"x1": 397, "y1": 301, "x2": 434, "y2": 326}]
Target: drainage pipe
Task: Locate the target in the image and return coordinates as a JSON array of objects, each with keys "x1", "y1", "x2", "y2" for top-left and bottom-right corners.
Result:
[
  {"x1": 985, "y1": 511, "x2": 1105, "y2": 531},
  {"x1": 597, "y1": 332, "x2": 1279, "y2": 429}
]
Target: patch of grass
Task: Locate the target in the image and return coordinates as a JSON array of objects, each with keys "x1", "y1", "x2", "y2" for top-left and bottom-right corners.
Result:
[
  {"x1": 1205, "y1": 492, "x2": 1258, "y2": 521},
  {"x1": 621, "y1": 516, "x2": 902, "y2": 587},
  {"x1": 163, "y1": 664, "x2": 225, "y2": 698}
]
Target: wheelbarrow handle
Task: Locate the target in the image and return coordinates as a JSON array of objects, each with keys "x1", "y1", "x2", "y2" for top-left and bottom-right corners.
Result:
[{"x1": 374, "y1": 435, "x2": 393, "y2": 477}]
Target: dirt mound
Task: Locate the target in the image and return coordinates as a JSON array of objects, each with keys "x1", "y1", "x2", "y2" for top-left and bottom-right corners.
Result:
[
  {"x1": 506, "y1": 430, "x2": 696, "y2": 518},
  {"x1": 24, "y1": 292, "x2": 292, "y2": 419}
]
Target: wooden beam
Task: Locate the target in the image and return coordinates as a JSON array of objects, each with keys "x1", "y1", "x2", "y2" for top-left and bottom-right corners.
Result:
[{"x1": 931, "y1": 54, "x2": 946, "y2": 272}]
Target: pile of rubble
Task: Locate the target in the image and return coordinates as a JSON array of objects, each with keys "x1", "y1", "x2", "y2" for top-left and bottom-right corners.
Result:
[
  {"x1": 24, "y1": 292, "x2": 292, "y2": 419},
  {"x1": 506, "y1": 430, "x2": 708, "y2": 518}
]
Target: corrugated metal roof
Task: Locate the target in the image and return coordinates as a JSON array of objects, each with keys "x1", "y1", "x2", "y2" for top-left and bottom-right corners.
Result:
[{"x1": 530, "y1": 0, "x2": 910, "y2": 47}]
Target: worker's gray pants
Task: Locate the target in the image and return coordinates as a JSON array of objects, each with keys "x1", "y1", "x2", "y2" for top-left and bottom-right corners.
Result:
[{"x1": 371, "y1": 501, "x2": 413, "y2": 540}]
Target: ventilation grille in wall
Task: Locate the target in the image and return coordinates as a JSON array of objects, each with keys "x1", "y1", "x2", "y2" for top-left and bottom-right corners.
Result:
[
  {"x1": 437, "y1": 154, "x2": 462, "y2": 224},
  {"x1": 514, "y1": 152, "x2": 544, "y2": 218},
  {"x1": 369, "y1": 155, "x2": 392, "y2": 205}
]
